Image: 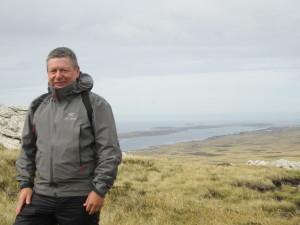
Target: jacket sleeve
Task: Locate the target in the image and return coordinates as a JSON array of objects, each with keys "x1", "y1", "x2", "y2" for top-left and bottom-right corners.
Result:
[
  {"x1": 91, "y1": 95, "x2": 122, "y2": 198},
  {"x1": 16, "y1": 106, "x2": 37, "y2": 189}
]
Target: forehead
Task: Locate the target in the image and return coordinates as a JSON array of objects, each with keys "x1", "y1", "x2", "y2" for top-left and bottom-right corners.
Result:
[{"x1": 47, "y1": 57, "x2": 73, "y2": 68}]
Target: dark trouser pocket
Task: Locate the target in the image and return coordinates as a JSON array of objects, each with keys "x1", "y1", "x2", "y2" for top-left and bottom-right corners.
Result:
[
  {"x1": 55, "y1": 196, "x2": 100, "y2": 225},
  {"x1": 14, "y1": 193, "x2": 57, "y2": 225}
]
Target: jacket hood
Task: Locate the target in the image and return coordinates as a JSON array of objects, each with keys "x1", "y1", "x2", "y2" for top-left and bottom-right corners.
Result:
[
  {"x1": 73, "y1": 72, "x2": 94, "y2": 93},
  {"x1": 48, "y1": 72, "x2": 93, "y2": 100}
]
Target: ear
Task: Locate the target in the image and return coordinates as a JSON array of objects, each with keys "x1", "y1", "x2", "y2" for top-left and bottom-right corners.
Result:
[{"x1": 76, "y1": 66, "x2": 81, "y2": 78}]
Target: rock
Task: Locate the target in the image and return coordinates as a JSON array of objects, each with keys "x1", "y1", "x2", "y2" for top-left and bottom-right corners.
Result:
[
  {"x1": 0, "y1": 104, "x2": 27, "y2": 149},
  {"x1": 254, "y1": 160, "x2": 269, "y2": 166},
  {"x1": 247, "y1": 160, "x2": 254, "y2": 165},
  {"x1": 270, "y1": 159, "x2": 300, "y2": 170},
  {"x1": 217, "y1": 163, "x2": 236, "y2": 166},
  {"x1": 247, "y1": 159, "x2": 300, "y2": 170}
]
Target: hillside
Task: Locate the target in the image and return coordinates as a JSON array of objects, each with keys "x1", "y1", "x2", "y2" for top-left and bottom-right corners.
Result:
[{"x1": 0, "y1": 144, "x2": 299, "y2": 225}]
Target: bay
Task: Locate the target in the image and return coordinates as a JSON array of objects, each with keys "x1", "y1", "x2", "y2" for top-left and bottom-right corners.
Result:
[{"x1": 116, "y1": 122, "x2": 275, "y2": 151}]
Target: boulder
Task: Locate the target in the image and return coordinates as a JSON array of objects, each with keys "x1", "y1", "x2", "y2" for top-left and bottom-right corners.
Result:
[
  {"x1": 0, "y1": 104, "x2": 27, "y2": 149},
  {"x1": 247, "y1": 159, "x2": 300, "y2": 170}
]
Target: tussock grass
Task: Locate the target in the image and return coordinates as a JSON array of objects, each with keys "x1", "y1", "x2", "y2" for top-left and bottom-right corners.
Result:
[
  {"x1": 100, "y1": 156, "x2": 300, "y2": 225},
  {"x1": 1, "y1": 130, "x2": 300, "y2": 225},
  {"x1": 0, "y1": 145, "x2": 19, "y2": 225}
]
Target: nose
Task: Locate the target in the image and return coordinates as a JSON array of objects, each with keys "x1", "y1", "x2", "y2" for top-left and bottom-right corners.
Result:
[{"x1": 55, "y1": 70, "x2": 63, "y2": 79}]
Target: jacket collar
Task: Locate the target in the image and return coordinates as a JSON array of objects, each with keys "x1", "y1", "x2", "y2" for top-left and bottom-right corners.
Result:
[
  {"x1": 48, "y1": 81, "x2": 76, "y2": 101},
  {"x1": 48, "y1": 72, "x2": 94, "y2": 101}
]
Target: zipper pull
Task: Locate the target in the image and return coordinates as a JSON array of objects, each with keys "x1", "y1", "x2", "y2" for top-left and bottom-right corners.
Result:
[
  {"x1": 32, "y1": 124, "x2": 36, "y2": 133},
  {"x1": 53, "y1": 90, "x2": 57, "y2": 101}
]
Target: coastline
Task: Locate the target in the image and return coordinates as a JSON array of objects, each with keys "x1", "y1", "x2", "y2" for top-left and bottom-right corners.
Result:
[
  {"x1": 127, "y1": 125, "x2": 300, "y2": 164},
  {"x1": 118, "y1": 122, "x2": 271, "y2": 139},
  {"x1": 119, "y1": 123, "x2": 276, "y2": 151},
  {"x1": 123, "y1": 125, "x2": 280, "y2": 152},
  {"x1": 202, "y1": 125, "x2": 290, "y2": 141}
]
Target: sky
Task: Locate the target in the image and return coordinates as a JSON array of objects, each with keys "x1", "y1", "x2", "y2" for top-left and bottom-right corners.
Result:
[{"x1": 1, "y1": 0, "x2": 300, "y2": 123}]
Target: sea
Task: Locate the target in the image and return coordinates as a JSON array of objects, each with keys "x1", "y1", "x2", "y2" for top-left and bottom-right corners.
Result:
[{"x1": 116, "y1": 120, "x2": 300, "y2": 152}]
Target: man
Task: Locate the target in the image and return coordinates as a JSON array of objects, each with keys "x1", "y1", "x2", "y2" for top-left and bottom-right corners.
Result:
[{"x1": 14, "y1": 47, "x2": 122, "y2": 225}]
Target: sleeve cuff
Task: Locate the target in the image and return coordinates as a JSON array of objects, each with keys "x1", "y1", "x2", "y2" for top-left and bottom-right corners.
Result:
[
  {"x1": 92, "y1": 187, "x2": 107, "y2": 198},
  {"x1": 20, "y1": 183, "x2": 34, "y2": 190}
]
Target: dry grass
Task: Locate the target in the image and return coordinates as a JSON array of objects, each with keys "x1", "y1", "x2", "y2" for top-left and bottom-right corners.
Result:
[
  {"x1": 0, "y1": 146, "x2": 19, "y2": 225},
  {"x1": 101, "y1": 156, "x2": 300, "y2": 225},
  {"x1": 0, "y1": 127, "x2": 300, "y2": 225}
]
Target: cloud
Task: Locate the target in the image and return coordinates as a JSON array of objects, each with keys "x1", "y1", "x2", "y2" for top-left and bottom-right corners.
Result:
[
  {"x1": 1, "y1": 0, "x2": 300, "y2": 121},
  {"x1": 93, "y1": 70, "x2": 300, "y2": 121},
  {"x1": 3, "y1": 1, "x2": 296, "y2": 44}
]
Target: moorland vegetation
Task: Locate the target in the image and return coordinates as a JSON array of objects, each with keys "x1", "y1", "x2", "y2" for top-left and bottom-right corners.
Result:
[{"x1": 1, "y1": 126, "x2": 300, "y2": 224}]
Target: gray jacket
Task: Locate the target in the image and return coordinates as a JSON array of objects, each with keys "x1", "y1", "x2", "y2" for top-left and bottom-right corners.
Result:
[{"x1": 16, "y1": 73, "x2": 122, "y2": 197}]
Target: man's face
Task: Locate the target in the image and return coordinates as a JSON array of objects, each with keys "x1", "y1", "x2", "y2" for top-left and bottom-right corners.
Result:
[{"x1": 47, "y1": 57, "x2": 80, "y2": 88}]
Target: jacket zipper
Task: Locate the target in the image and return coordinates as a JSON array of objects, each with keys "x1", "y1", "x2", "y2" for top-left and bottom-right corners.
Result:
[
  {"x1": 50, "y1": 91, "x2": 62, "y2": 195},
  {"x1": 79, "y1": 145, "x2": 83, "y2": 174}
]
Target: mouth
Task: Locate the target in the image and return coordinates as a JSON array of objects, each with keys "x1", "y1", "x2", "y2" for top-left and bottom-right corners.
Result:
[{"x1": 53, "y1": 81, "x2": 67, "y2": 87}]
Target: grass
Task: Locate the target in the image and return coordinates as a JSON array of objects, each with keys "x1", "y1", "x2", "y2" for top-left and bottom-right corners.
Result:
[
  {"x1": 103, "y1": 157, "x2": 300, "y2": 224},
  {"x1": 0, "y1": 127, "x2": 300, "y2": 224},
  {"x1": 0, "y1": 145, "x2": 19, "y2": 224}
]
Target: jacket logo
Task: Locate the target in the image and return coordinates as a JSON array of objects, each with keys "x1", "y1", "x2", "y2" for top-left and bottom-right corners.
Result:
[{"x1": 64, "y1": 112, "x2": 77, "y2": 121}]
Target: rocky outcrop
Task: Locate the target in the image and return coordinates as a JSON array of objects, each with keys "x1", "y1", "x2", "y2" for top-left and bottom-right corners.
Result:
[
  {"x1": 0, "y1": 104, "x2": 27, "y2": 149},
  {"x1": 247, "y1": 159, "x2": 300, "y2": 170}
]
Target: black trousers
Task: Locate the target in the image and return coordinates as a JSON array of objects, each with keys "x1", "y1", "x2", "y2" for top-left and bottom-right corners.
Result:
[{"x1": 14, "y1": 193, "x2": 100, "y2": 225}]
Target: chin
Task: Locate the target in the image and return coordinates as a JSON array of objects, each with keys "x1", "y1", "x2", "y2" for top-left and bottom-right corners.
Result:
[{"x1": 54, "y1": 83, "x2": 67, "y2": 88}]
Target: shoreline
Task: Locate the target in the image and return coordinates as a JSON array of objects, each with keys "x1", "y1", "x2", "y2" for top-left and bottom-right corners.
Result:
[
  {"x1": 124, "y1": 125, "x2": 286, "y2": 153},
  {"x1": 118, "y1": 122, "x2": 272, "y2": 139},
  {"x1": 126, "y1": 125, "x2": 300, "y2": 163}
]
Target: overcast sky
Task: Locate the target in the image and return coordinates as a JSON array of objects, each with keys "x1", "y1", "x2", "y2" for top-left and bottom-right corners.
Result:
[{"x1": 1, "y1": 0, "x2": 300, "y2": 123}]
